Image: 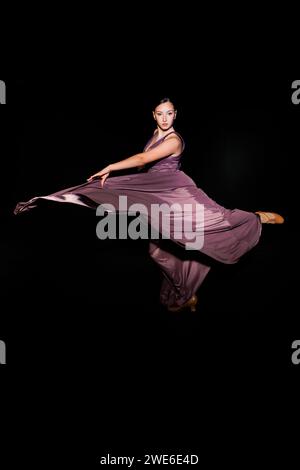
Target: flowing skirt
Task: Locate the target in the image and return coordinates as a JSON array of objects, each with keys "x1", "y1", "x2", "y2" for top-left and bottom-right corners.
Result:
[{"x1": 14, "y1": 169, "x2": 262, "y2": 308}]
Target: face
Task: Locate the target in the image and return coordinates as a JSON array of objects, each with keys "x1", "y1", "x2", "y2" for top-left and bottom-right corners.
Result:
[{"x1": 153, "y1": 102, "x2": 177, "y2": 131}]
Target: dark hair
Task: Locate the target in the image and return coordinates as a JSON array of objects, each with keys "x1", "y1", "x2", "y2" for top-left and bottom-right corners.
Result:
[{"x1": 153, "y1": 97, "x2": 176, "y2": 111}]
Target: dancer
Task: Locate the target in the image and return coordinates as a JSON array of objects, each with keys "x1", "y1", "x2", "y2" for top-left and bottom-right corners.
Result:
[{"x1": 14, "y1": 98, "x2": 284, "y2": 312}]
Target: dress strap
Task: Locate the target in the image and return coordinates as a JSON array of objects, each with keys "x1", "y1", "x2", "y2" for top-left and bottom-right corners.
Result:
[
  {"x1": 163, "y1": 131, "x2": 185, "y2": 152},
  {"x1": 145, "y1": 131, "x2": 185, "y2": 151}
]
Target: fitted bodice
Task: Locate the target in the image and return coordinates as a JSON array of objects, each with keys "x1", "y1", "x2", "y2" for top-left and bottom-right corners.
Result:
[{"x1": 142, "y1": 131, "x2": 185, "y2": 173}]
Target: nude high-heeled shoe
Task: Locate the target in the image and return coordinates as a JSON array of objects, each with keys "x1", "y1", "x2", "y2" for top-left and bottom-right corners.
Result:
[
  {"x1": 255, "y1": 211, "x2": 285, "y2": 224},
  {"x1": 168, "y1": 294, "x2": 198, "y2": 313}
]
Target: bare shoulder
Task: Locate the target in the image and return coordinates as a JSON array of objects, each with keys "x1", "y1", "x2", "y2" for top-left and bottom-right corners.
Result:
[
  {"x1": 163, "y1": 134, "x2": 183, "y2": 158},
  {"x1": 164, "y1": 133, "x2": 183, "y2": 149}
]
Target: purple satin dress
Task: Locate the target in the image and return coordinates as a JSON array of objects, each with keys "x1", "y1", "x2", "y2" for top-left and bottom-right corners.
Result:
[{"x1": 14, "y1": 131, "x2": 262, "y2": 309}]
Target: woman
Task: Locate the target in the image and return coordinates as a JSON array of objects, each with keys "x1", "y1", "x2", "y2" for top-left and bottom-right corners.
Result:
[{"x1": 14, "y1": 98, "x2": 284, "y2": 312}]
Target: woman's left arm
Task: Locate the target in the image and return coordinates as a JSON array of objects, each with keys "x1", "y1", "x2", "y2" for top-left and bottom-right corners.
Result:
[
  {"x1": 87, "y1": 137, "x2": 181, "y2": 186},
  {"x1": 87, "y1": 154, "x2": 144, "y2": 186}
]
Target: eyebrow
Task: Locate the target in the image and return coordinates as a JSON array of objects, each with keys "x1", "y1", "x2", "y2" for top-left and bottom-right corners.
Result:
[{"x1": 155, "y1": 109, "x2": 174, "y2": 113}]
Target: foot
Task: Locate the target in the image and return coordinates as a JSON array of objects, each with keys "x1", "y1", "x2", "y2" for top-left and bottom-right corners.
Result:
[
  {"x1": 255, "y1": 211, "x2": 285, "y2": 224},
  {"x1": 168, "y1": 294, "x2": 198, "y2": 313}
]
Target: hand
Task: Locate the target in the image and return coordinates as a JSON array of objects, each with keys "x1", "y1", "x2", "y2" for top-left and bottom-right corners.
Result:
[{"x1": 87, "y1": 166, "x2": 111, "y2": 187}]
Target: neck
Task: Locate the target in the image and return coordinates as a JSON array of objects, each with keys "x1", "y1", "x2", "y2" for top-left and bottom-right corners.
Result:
[{"x1": 156, "y1": 126, "x2": 175, "y2": 139}]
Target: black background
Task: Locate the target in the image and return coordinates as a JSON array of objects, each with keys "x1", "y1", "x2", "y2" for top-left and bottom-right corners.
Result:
[{"x1": 1, "y1": 76, "x2": 299, "y2": 465}]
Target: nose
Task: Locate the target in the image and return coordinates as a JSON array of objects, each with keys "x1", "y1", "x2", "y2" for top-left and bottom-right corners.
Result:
[{"x1": 162, "y1": 114, "x2": 167, "y2": 122}]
